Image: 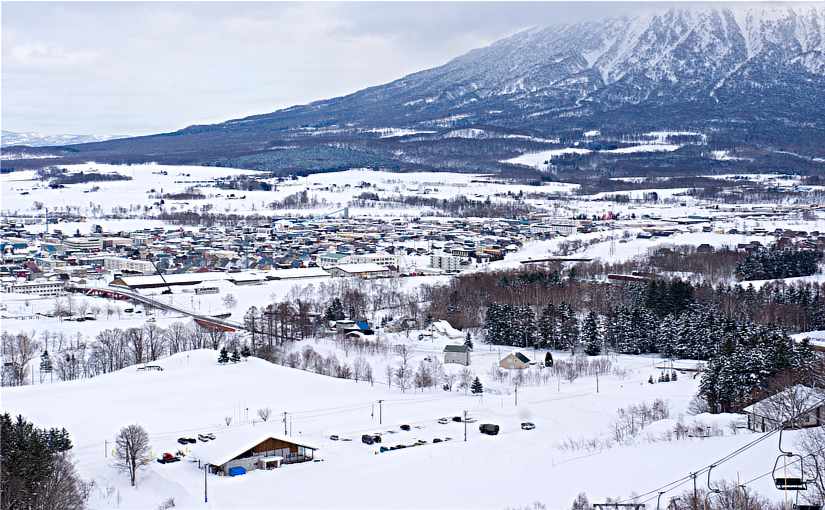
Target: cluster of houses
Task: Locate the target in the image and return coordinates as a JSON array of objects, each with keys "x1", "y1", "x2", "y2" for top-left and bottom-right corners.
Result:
[{"x1": 0, "y1": 213, "x2": 581, "y2": 297}]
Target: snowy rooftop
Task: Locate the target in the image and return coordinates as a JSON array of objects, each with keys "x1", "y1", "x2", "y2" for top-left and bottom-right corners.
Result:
[
  {"x1": 333, "y1": 263, "x2": 390, "y2": 273},
  {"x1": 191, "y1": 427, "x2": 318, "y2": 467},
  {"x1": 742, "y1": 385, "x2": 825, "y2": 419}
]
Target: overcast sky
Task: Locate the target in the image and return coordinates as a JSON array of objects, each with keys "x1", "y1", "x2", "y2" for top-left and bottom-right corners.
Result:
[{"x1": 2, "y1": 2, "x2": 662, "y2": 136}]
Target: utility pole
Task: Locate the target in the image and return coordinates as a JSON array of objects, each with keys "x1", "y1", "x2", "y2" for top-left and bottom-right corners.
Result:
[
  {"x1": 105, "y1": 440, "x2": 108, "y2": 458},
  {"x1": 691, "y1": 472, "x2": 698, "y2": 510},
  {"x1": 514, "y1": 383, "x2": 518, "y2": 407},
  {"x1": 596, "y1": 368, "x2": 599, "y2": 394},
  {"x1": 463, "y1": 410, "x2": 468, "y2": 442},
  {"x1": 204, "y1": 464, "x2": 208, "y2": 503},
  {"x1": 378, "y1": 400, "x2": 383, "y2": 425},
  {"x1": 283, "y1": 412, "x2": 288, "y2": 435}
]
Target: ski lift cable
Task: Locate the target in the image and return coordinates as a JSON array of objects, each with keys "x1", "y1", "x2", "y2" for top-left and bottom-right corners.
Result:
[
  {"x1": 741, "y1": 450, "x2": 825, "y2": 487},
  {"x1": 616, "y1": 395, "x2": 825, "y2": 504}
]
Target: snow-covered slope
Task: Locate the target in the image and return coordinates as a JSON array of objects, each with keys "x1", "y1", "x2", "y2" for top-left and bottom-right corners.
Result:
[{"x1": 1, "y1": 348, "x2": 796, "y2": 509}]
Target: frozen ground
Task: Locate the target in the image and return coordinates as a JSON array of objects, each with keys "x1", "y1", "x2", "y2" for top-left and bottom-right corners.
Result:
[{"x1": 1, "y1": 347, "x2": 792, "y2": 510}]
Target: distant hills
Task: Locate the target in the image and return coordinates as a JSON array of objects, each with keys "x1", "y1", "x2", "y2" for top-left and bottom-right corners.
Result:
[
  {"x1": 3, "y1": 5, "x2": 824, "y2": 179},
  {"x1": 1, "y1": 130, "x2": 125, "y2": 148}
]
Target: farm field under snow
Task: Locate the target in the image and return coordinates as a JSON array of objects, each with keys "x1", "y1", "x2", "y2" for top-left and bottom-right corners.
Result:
[
  {"x1": 1, "y1": 164, "x2": 578, "y2": 220},
  {"x1": 2, "y1": 346, "x2": 792, "y2": 510}
]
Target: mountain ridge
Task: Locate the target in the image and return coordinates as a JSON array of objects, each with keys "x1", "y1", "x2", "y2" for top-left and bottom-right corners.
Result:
[{"x1": 4, "y1": 5, "x2": 824, "y2": 178}]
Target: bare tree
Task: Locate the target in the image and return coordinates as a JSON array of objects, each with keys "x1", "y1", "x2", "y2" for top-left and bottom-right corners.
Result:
[
  {"x1": 143, "y1": 324, "x2": 166, "y2": 362},
  {"x1": 458, "y1": 367, "x2": 474, "y2": 394},
  {"x1": 114, "y1": 424, "x2": 152, "y2": 487},
  {"x1": 37, "y1": 452, "x2": 89, "y2": 510},
  {"x1": 1, "y1": 332, "x2": 39, "y2": 386},
  {"x1": 257, "y1": 408, "x2": 272, "y2": 422},
  {"x1": 442, "y1": 372, "x2": 457, "y2": 392},
  {"x1": 125, "y1": 328, "x2": 145, "y2": 365},
  {"x1": 164, "y1": 322, "x2": 189, "y2": 354},
  {"x1": 800, "y1": 426, "x2": 825, "y2": 504},
  {"x1": 222, "y1": 294, "x2": 238, "y2": 310},
  {"x1": 759, "y1": 380, "x2": 822, "y2": 428},
  {"x1": 353, "y1": 357, "x2": 369, "y2": 382},
  {"x1": 224, "y1": 416, "x2": 232, "y2": 427}
]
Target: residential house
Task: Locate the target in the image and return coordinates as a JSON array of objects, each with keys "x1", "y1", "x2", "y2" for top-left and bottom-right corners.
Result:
[
  {"x1": 499, "y1": 351, "x2": 533, "y2": 370},
  {"x1": 743, "y1": 385, "x2": 825, "y2": 432},
  {"x1": 443, "y1": 344, "x2": 471, "y2": 366}
]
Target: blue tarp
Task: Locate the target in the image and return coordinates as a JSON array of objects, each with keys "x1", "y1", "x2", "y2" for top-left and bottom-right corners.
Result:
[{"x1": 228, "y1": 466, "x2": 246, "y2": 477}]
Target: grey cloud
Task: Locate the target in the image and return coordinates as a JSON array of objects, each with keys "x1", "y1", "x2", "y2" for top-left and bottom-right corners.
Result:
[{"x1": 0, "y1": 2, "x2": 699, "y2": 136}]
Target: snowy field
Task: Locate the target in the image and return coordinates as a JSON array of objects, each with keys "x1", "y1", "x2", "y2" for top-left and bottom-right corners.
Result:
[
  {"x1": 1, "y1": 164, "x2": 578, "y2": 220},
  {"x1": 2, "y1": 346, "x2": 792, "y2": 510}
]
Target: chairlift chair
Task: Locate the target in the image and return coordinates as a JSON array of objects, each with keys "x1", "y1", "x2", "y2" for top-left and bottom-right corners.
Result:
[{"x1": 774, "y1": 427, "x2": 809, "y2": 491}]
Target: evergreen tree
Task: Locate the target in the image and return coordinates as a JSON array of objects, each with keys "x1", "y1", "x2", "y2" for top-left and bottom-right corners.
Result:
[
  {"x1": 557, "y1": 303, "x2": 579, "y2": 352},
  {"x1": 323, "y1": 298, "x2": 345, "y2": 321},
  {"x1": 581, "y1": 312, "x2": 602, "y2": 356},
  {"x1": 0, "y1": 414, "x2": 85, "y2": 510},
  {"x1": 538, "y1": 304, "x2": 557, "y2": 349},
  {"x1": 464, "y1": 332, "x2": 473, "y2": 350},
  {"x1": 240, "y1": 344, "x2": 252, "y2": 358},
  {"x1": 230, "y1": 349, "x2": 241, "y2": 363},
  {"x1": 39, "y1": 350, "x2": 53, "y2": 375},
  {"x1": 544, "y1": 351, "x2": 554, "y2": 367},
  {"x1": 218, "y1": 347, "x2": 229, "y2": 364},
  {"x1": 470, "y1": 377, "x2": 483, "y2": 395},
  {"x1": 516, "y1": 305, "x2": 538, "y2": 348}
]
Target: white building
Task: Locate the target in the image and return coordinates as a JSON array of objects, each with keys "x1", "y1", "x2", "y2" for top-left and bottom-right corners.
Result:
[
  {"x1": 319, "y1": 251, "x2": 397, "y2": 268},
  {"x1": 5, "y1": 280, "x2": 66, "y2": 297},
  {"x1": 103, "y1": 256, "x2": 156, "y2": 274},
  {"x1": 546, "y1": 220, "x2": 576, "y2": 236},
  {"x1": 430, "y1": 253, "x2": 462, "y2": 272},
  {"x1": 329, "y1": 263, "x2": 391, "y2": 278},
  {"x1": 62, "y1": 237, "x2": 103, "y2": 251}
]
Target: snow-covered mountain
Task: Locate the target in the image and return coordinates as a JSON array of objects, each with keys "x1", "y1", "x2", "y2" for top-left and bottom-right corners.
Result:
[
  {"x1": 7, "y1": 5, "x2": 825, "y2": 176},
  {"x1": 1, "y1": 130, "x2": 124, "y2": 148},
  {"x1": 289, "y1": 4, "x2": 825, "y2": 124}
]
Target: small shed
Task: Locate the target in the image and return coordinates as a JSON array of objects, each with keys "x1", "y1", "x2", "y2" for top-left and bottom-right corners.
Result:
[
  {"x1": 499, "y1": 351, "x2": 532, "y2": 370},
  {"x1": 443, "y1": 344, "x2": 471, "y2": 366}
]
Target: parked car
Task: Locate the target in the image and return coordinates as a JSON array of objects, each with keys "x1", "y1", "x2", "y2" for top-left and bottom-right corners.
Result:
[
  {"x1": 361, "y1": 434, "x2": 374, "y2": 445},
  {"x1": 479, "y1": 424, "x2": 500, "y2": 435},
  {"x1": 371, "y1": 434, "x2": 382, "y2": 444},
  {"x1": 432, "y1": 438, "x2": 443, "y2": 443},
  {"x1": 329, "y1": 435, "x2": 339, "y2": 441},
  {"x1": 451, "y1": 416, "x2": 463, "y2": 423},
  {"x1": 204, "y1": 433, "x2": 216, "y2": 440},
  {"x1": 177, "y1": 437, "x2": 190, "y2": 445},
  {"x1": 437, "y1": 418, "x2": 449, "y2": 425},
  {"x1": 521, "y1": 422, "x2": 536, "y2": 431},
  {"x1": 198, "y1": 434, "x2": 212, "y2": 442},
  {"x1": 400, "y1": 424, "x2": 411, "y2": 431}
]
